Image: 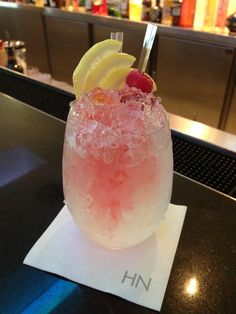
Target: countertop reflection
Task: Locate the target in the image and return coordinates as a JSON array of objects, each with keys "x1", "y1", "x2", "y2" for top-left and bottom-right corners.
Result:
[{"x1": 169, "y1": 113, "x2": 236, "y2": 153}]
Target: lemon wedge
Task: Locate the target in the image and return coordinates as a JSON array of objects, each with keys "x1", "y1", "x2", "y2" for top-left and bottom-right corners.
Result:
[
  {"x1": 73, "y1": 39, "x2": 122, "y2": 99},
  {"x1": 84, "y1": 53, "x2": 136, "y2": 93},
  {"x1": 99, "y1": 68, "x2": 131, "y2": 90}
]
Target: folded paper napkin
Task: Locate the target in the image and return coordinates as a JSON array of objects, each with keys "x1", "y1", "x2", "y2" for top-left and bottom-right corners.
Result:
[{"x1": 24, "y1": 204, "x2": 187, "y2": 311}]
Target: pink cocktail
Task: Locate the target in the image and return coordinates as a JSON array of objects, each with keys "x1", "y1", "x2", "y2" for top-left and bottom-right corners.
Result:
[{"x1": 63, "y1": 87, "x2": 173, "y2": 249}]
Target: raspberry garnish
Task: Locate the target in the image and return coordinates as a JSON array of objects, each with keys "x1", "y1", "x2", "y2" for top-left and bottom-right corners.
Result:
[{"x1": 126, "y1": 69, "x2": 153, "y2": 93}]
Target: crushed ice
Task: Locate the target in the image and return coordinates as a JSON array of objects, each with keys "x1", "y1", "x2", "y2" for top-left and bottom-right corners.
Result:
[{"x1": 67, "y1": 86, "x2": 167, "y2": 163}]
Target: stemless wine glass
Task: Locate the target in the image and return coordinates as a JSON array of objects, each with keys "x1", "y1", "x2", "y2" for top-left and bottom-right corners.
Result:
[{"x1": 63, "y1": 88, "x2": 173, "y2": 249}]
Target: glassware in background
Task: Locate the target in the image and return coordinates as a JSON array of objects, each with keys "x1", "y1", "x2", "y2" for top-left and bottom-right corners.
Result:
[
  {"x1": 4, "y1": 40, "x2": 27, "y2": 74},
  {"x1": 6, "y1": 46, "x2": 24, "y2": 74}
]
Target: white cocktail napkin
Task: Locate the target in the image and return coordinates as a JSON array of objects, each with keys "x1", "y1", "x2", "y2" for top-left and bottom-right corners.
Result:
[{"x1": 24, "y1": 204, "x2": 187, "y2": 311}]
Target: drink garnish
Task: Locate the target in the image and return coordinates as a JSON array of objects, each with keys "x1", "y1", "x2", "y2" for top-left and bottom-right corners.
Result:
[
  {"x1": 126, "y1": 69, "x2": 157, "y2": 93},
  {"x1": 125, "y1": 23, "x2": 158, "y2": 93},
  {"x1": 85, "y1": 52, "x2": 135, "y2": 93},
  {"x1": 73, "y1": 39, "x2": 135, "y2": 99},
  {"x1": 73, "y1": 24, "x2": 158, "y2": 98}
]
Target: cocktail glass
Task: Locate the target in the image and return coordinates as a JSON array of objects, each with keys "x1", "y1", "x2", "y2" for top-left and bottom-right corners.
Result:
[{"x1": 63, "y1": 88, "x2": 173, "y2": 249}]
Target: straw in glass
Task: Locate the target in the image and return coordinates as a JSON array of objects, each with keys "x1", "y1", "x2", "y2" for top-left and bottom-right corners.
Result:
[
  {"x1": 110, "y1": 32, "x2": 123, "y2": 52},
  {"x1": 138, "y1": 24, "x2": 158, "y2": 73}
]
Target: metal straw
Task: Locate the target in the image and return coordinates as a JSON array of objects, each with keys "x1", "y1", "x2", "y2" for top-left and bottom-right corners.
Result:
[
  {"x1": 110, "y1": 32, "x2": 123, "y2": 52},
  {"x1": 138, "y1": 24, "x2": 158, "y2": 73}
]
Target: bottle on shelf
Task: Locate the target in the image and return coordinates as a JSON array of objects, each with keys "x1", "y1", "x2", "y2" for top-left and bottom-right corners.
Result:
[
  {"x1": 215, "y1": 0, "x2": 229, "y2": 32},
  {"x1": 180, "y1": 0, "x2": 196, "y2": 28},
  {"x1": 141, "y1": 0, "x2": 152, "y2": 21},
  {"x1": 108, "y1": 0, "x2": 122, "y2": 17},
  {"x1": 102, "y1": 0, "x2": 108, "y2": 14},
  {"x1": 44, "y1": 0, "x2": 55, "y2": 7},
  {"x1": 193, "y1": 0, "x2": 207, "y2": 30},
  {"x1": 172, "y1": 0, "x2": 182, "y2": 26},
  {"x1": 85, "y1": 0, "x2": 92, "y2": 10},
  {"x1": 65, "y1": 0, "x2": 74, "y2": 10},
  {"x1": 46, "y1": 0, "x2": 63, "y2": 7},
  {"x1": 92, "y1": 0, "x2": 103, "y2": 14},
  {"x1": 107, "y1": 0, "x2": 113, "y2": 15},
  {"x1": 35, "y1": 0, "x2": 44, "y2": 7},
  {"x1": 162, "y1": 0, "x2": 173, "y2": 26},
  {"x1": 129, "y1": 0, "x2": 142, "y2": 21},
  {"x1": 6, "y1": 47, "x2": 24, "y2": 74},
  {"x1": 203, "y1": 0, "x2": 218, "y2": 31},
  {"x1": 227, "y1": 0, "x2": 236, "y2": 17},
  {"x1": 150, "y1": 0, "x2": 162, "y2": 23},
  {"x1": 54, "y1": 0, "x2": 64, "y2": 7},
  {"x1": 121, "y1": 0, "x2": 129, "y2": 18},
  {"x1": 73, "y1": 0, "x2": 79, "y2": 9},
  {"x1": 0, "y1": 40, "x2": 8, "y2": 67}
]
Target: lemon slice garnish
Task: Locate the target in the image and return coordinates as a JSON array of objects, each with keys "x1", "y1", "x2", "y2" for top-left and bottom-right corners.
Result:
[
  {"x1": 84, "y1": 53, "x2": 136, "y2": 93},
  {"x1": 99, "y1": 68, "x2": 131, "y2": 90},
  {"x1": 73, "y1": 39, "x2": 122, "y2": 99}
]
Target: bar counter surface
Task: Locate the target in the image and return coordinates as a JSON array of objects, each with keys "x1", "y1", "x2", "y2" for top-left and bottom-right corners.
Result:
[{"x1": 0, "y1": 92, "x2": 235, "y2": 313}]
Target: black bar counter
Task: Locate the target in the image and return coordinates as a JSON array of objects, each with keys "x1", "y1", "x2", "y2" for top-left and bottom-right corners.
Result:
[{"x1": 0, "y1": 85, "x2": 236, "y2": 312}]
